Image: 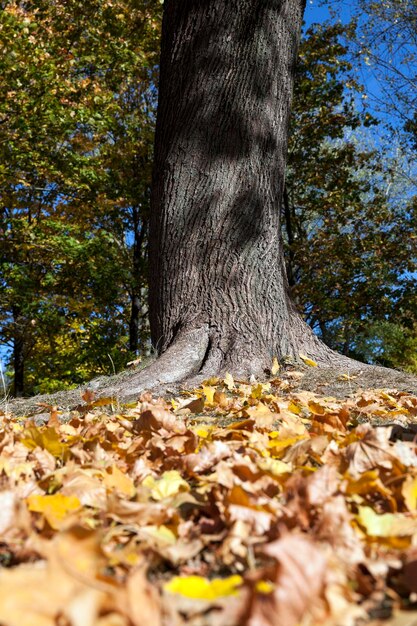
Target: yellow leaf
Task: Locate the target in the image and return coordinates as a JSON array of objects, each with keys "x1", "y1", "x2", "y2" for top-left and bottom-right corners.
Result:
[
  {"x1": 271, "y1": 357, "x2": 280, "y2": 376},
  {"x1": 27, "y1": 494, "x2": 81, "y2": 530},
  {"x1": 91, "y1": 397, "x2": 114, "y2": 408},
  {"x1": 346, "y1": 470, "x2": 395, "y2": 505},
  {"x1": 202, "y1": 386, "x2": 215, "y2": 405},
  {"x1": 194, "y1": 426, "x2": 213, "y2": 439},
  {"x1": 204, "y1": 376, "x2": 219, "y2": 386},
  {"x1": 267, "y1": 436, "x2": 306, "y2": 457},
  {"x1": 141, "y1": 525, "x2": 177, "y2": 546},
  {"x1": 258, "y1": 457, "x2": 292, "y2": 476},
  {"x1": 403, "y1": 476, "x2": 417, "y2": 511},
  {"x1": 308, "y1": 401, "x2": 326, "y2": 415},
  {"x1": 250, "y1": 383, "x2": 264, "y2": 399},
  {"x1": 356, "y1": 506, "x2": 417, "y2": 537},
  {"x1": 299, "y1": 354, "x2": 318, "y2": 367},
  {"x1": 288, "y1": 401, "x2": 301, "y2": 415},
  {"x1": 103, "y1": 465, "x2": 135, "y2": 498},
  {"x1": 255, "y1": 580, "x2": 275, "y2": 594},
  {"x1": 164, "y1": 574, "x2": 242, "y2": 600},
  {"x1": 142, "y1": 471, "x2": 189, "y2": 501},
  {"x1": 21, "y1": 427, "x2": 68, "y2": 459},
  {"x1": 224, "y1": 372, "x2": 235, "y2": 390},
  {"x1": 338, "y1": 373, "x2": 357, "y2": 381}
]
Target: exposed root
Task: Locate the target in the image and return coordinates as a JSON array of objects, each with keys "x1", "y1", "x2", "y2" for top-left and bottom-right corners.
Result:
[
  {"x1": 5, "y1": 322, "x2": 417, "y2": 418},
  {"x1": 99, "y1": 325, "x2": 210, "y2": 402}
]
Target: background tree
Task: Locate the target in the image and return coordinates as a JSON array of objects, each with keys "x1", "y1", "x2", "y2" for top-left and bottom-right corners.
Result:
[
  {"x1": 283, "y1": 21, "x2": 417, "y2": 372},
  {"x1": 0, "y1": 0, "x2": 161, "y2": 395}
]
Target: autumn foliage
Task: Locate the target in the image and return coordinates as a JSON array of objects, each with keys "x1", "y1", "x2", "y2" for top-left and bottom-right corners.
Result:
[
  {"x1": 2, "y1": 4, "x2": 417, "y2": 396},
  {"x1": 2, "y1": 371, "x2": 417, "y2": 625}
]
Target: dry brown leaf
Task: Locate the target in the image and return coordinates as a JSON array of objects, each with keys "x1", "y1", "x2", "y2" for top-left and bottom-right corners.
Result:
[
  {"x1": 62, "y1": 469, "x2": 107, "y2": 509},
  {"x1": 126, "y1": 567, "x2": 162, "y2": 626},
  {"x1": 344, "y1": 424, "x2": 395, "y2": 477},
  {"x1": 246, "y1": 534, "x2": 328, "y2": 626},
  {"x1": 134, "y1": 407, "x2": 187, "y2": 435}
]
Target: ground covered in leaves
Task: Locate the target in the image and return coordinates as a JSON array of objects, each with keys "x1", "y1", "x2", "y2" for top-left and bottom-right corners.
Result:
[{"x1": 2, "y1": 372, "x2": 417, "y2": 625}]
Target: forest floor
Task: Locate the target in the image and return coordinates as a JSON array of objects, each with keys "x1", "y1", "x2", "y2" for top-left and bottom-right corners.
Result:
[{"x1": 2, "y1": 365, "x2": 417, "y2": 625}]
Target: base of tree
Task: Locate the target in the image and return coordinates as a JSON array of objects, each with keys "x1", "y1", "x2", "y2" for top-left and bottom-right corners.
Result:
[
  {"x1": 4, "y1": 326, "x2": 417, "y2": 417},
  {"x1": 92, "y1": 318, "x2": 355, "y2": 399}
]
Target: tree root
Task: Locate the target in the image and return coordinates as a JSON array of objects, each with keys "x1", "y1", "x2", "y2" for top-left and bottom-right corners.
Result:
[
  {"x1": 4, "y1": 324, "x2": 417, "y2": 418},
  {"x1": 100, "y1": 325, "x2": 210, "y2": 402}
]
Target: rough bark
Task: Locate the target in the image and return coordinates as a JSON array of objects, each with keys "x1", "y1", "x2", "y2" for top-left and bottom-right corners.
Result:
[
  {"x1": 282, "y1": 184, "x2": 296, "y2": 288},
  {"x1": 147, "y1": 0, "x2": 342, "y2": 383}
]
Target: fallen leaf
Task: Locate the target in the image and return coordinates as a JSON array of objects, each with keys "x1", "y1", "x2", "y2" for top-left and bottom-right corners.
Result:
[
  {"x1": 164, "y1": 574, "x2": 243, "y2": 600},
  {"x1": 126, "y1": 567, "x2": 162, "y2": 626},
  {"x1": 142, "y1": 471, "x2": 189, "y2": 501},
  {"x1": 344, "y1": 425, "x2": 395, "y2": 477},
  {"x1": 21, "y1": 426, "x2": 68, "y2": 459},
  {"x1": 299, "y1": 354, "x2": 318, "y2": 367},
  {"x1": 403, "y1": 476, "x2": 417, "y2": 511},
  {"x1": 271, "y1": 357, "x2": 280, "y2": 376},
  {"x1": 104, "y1": 465, "x2": 136, "y2": 499},
  {"x1": 247, "y1": 534, "x2": 327, "y2": 626},
  {"x1": 356, "y1": 506, "x2": 417, "y2": 538},
  {"x1": 202, "y1": 386, "x2": 216, "y2": 405},
  {"x1": 27, "y1": 494, "x2": 81, "y2": 530},
  {"x1": 224, "y1": 372, "x2": 235, "y2": 390}
]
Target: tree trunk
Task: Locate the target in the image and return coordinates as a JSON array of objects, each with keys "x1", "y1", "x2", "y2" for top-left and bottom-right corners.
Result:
[
  {"x1": 148, "y1": 0, "x2": 338, "y2": 380},
  {"x1": 129, "y1": 209, "x2": 147, "y2": 354},
  {"x1": 12, "y1": 306, "x2": 25, "y2": 397}
]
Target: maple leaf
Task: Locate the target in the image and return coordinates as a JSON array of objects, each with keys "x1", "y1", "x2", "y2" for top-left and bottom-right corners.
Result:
[{"x1": 343, "y1": 424, "x2": 396, "y2": 477}]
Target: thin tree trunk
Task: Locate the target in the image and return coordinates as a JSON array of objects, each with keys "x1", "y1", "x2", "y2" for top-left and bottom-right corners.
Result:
[
  {"x1": 149, "y1": 0, "x2": 339, "y2": 379},
  {"x1": 129, "y1": 209, "x2": 147, "y2": 354},
  {"x1": 12, "y1": 306, "x2": 24, "y2": 397},
  {"x1": 129, "y1": 295, "x2": 141, "y2": 354}
]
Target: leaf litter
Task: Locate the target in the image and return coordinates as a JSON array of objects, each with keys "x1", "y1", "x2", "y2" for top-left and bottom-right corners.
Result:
[{"x1": 2, "y1": 374, "x2": 417, "y2": 625}]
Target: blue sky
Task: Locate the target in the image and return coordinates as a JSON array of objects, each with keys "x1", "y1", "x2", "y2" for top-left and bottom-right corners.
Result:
[{"x1": 304, "y1": 0, "x2": 362, "y2": 27}]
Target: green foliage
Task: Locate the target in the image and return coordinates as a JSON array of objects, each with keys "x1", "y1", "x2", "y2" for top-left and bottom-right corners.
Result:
[
  {"x1": 285, "y1": 22, "x2": 417, "y2": 372},
  {"x1": 0, "y1": 0, "x2": 162, "y2": 395}
]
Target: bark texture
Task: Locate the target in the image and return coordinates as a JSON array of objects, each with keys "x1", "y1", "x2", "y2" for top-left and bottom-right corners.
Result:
[{"x1": 149, "y1": 0, "x2": 339, "y2": 379}]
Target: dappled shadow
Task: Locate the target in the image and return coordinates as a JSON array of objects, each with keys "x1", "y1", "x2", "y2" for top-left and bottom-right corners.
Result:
[{"x1": 149, "y1": 0, "x2": 305, "y2": 349}]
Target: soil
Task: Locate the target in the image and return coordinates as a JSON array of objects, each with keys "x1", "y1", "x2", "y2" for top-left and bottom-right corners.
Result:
[{"x1": 3, "y1": 358, "x2": 417, "y2": 419}]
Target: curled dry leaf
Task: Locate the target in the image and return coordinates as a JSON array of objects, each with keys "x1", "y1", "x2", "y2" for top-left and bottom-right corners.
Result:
[
  {"x1": 245, "y1": 534, "x2": 328, "y2": 626},
  {"x1": 134, "y1": 407, "x2": 187, "y2": 435},
  {"x1": 343, "y1": 424, "x2": 396, "y2": 478}
]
